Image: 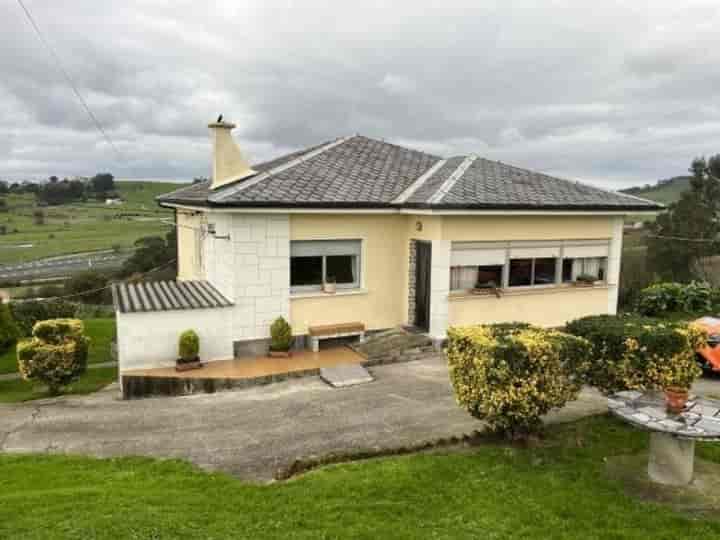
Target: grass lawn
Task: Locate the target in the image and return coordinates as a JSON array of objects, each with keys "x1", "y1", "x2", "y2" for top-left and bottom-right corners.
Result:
[
  {"x1": 0, "y1": 416, "x2": 718, "y2": 539},
  {"x1": 0, "y1": 366, "x2": 116, "y2": 403}
]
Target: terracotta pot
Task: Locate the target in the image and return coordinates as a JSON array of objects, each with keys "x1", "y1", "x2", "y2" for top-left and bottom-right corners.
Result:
[
  {"x1": 664, "y1": 387, "x2": 689, "y2": 413},
  {"x1": 268, "y1": 350, "x2": 292, "y2": 358},
  {"x1": 175, "y1": 357, "x2": 202, "y2": 372}
]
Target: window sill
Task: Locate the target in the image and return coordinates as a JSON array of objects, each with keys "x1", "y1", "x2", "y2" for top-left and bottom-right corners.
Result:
[
  {"x1": 290, "y1": 288, "x2": 368, "y2": 300},
  {"x1": 449, "y1": 283, "x2": 609, "y2": 300}
]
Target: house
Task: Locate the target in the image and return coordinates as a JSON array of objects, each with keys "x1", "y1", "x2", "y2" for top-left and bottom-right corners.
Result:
[{"x1": 112, "y1": 119, "x2": 662, "y2": 371}]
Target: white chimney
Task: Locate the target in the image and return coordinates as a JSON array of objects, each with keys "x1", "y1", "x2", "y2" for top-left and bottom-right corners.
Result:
[{"x1": 208, "y1": 119, "x2": 257, "y2": 190}]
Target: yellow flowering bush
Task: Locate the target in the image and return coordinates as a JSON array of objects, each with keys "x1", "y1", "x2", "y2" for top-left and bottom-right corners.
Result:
[
  {"x1": 17, "y1": 318, "x2": 89, "y2": 395},
  {"x1": 565, "y1": 315, "x2": 705, "y2": 394},
  {"x1": 446, "y1": 323, "x2": 591, "y2": 438}
]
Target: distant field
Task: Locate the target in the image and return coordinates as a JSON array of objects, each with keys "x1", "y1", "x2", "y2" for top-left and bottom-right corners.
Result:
[
  {"x1": 622, "y1": 176, "x2": 690, "y2": 206},
  {"x1": 0, "y1": 181, "x2": 187, "y2": 265}
]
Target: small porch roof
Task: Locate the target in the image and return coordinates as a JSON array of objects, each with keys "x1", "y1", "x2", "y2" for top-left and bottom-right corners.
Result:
[{"x1": 112, "y1": 280, "x2": 233, "y2": 314}]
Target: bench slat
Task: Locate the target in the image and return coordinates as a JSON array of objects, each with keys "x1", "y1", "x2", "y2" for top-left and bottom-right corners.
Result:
[{"x1": 309, "y1": 322, "x2": 365, "y2": 337}]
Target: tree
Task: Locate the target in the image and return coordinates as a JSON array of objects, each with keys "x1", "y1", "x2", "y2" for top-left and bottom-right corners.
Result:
[
  {"x1": 90, "y1": 173, "x2": 115, "y2": 194},
  {"x1": 119, "y1": 228, "x2": 177, "y2": 278},
  {"x1": 0, "y1": 181, "x2": 8, "y2": 194},
  {"x1": 64, "y1": 270, "x2": 111, "y2": 304},
  {"x1": 646, "y1": 156, "x2": 720, "y2": 281}
]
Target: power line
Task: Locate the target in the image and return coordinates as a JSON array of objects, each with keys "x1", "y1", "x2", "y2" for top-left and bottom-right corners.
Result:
[
  {"x1": 646, "y1": 234, "x2": 719, "y2": 243},
  {"x1": 16, "y1": 0, "x2": 127, "y2": 165}
]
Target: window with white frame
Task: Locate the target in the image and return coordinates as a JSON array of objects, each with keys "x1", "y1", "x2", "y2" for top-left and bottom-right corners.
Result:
[
  {"x1": 449, "y1": 240, "x2": 610, "y2": 292},
  {"x1": 450, "y1": 242, "x2": 505, "y2": 291},
  {"x1": 290, "y1": 240, "x2": 361, "y2": 292},
  {"x1": 562, "y1": 257, "x2": 607, "y2": 282}
]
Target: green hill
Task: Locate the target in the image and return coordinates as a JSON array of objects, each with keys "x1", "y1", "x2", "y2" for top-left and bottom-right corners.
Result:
[
  {"x1": 621, "y1": 176, "x2": 691, "y2": 206},
  {"x1": 0, "y1": 180, "x2": 188, "y2": 265}
]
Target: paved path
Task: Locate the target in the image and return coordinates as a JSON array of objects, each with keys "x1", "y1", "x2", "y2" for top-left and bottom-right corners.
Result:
[
  {"x1": 2, "y1": 357, "x2": 716, "y2": 482},
  {"x1": 0, "y1": 361, "x2": 117, "y2": 381}
]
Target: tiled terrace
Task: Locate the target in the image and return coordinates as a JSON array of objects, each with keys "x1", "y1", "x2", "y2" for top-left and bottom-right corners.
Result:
[{"x1": 120, "y1": 347, "x2": 365, "y2": 399}]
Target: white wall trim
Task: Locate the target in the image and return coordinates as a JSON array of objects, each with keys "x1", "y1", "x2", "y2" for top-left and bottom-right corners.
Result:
[{"x1": 162, "y1": 203, "x2": 659, "y2": 217}]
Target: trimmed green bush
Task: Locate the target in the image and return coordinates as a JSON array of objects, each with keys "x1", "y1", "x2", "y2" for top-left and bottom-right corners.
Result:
[
  {"x1": 17, "y1": 318, "x2": 89, "y2": 395},
  {"x1": 0, "y1": 303, "x2": 19, "y2": 353},
  {"x1": 565, "y1": 314, "x2": 705, "y2": 395},
  {"x1": 270, "y1": 317, "x2": 293, "y2": 352},
  {"x1": 178, "y1": 330, "x2": 199, "y2": 361},
  {"x1": 10, "y1": 300, "x2": 77, "y2": 336},
  {"x1": 447, "y1": 324, "x2": 590, "y2": 439}
]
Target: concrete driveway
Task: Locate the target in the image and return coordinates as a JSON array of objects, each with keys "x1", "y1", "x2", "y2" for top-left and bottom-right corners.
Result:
[{"x1": 2, "y1": 356, "x2": 691, "y2": 482}]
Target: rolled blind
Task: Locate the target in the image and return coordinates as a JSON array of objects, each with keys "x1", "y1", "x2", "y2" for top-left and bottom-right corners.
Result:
[
  {"x1": 509, "y1": 246, "x2": 560, "y2": 258},
  {"x1": 291, "y1": 240, "x2": 361, "y2": 257},
  {"x1": 563, "y1": 244, "x2": 609, "y2": 258},
  {"x1": 450, "y1": 249, "x2": 506, "y2": 266}
]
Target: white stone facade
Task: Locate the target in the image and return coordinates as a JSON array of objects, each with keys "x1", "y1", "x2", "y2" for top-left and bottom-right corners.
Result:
[
  {"x1": 116, "y1": 307, "x2": 234, "y2": 371},
  {"x1": 202, "y1": 212, "x2": 290, "y2": 340},
  {"x1": 428, "y1": 239, "x2": 451, "y2": 341}
]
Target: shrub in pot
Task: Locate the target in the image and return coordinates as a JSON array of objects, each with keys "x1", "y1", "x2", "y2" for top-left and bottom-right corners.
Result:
[
  {"x1": 176, "y1": 329, "x2": 201, "y2": 371},
  {"x1": 322, "y1": 276, "x2": 337, "y2": 294},
  {"x1": 269, "y1": 317, "x2": 293, "y2": 357},
  {"x1": 17, "y1": 318, "x2": 89, "y2": 396},
  {"x1": 574, "y1": 273, "x2": 597, "y2": 286},
  {"x1": 565, "y1": 314, "x2": 705, "y2": 396},
  {"x1": 446, "y1": 323, "x2": 590, "y2": 440}
]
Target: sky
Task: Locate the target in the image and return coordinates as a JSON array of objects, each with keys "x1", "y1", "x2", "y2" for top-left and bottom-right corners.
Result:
[{"x1": 2, "y1": 1, "x2": 720, "y2": 190}]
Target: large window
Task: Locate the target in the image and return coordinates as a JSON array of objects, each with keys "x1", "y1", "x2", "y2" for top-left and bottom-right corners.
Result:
[
  {"x1": 290, "y1": 240, "x2": 361, "y2": 292},
  {"x1": 450, "y1": 265, "x2": 503, "y2": 290},
  {"x1": 562, "y1": 257, "x2": 607, "y2": 282},
  {"x1": 508, "y1": 257, "x2": 556, "y2": 287}
]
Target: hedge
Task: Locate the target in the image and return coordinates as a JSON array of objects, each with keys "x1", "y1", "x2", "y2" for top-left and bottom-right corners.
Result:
[
  {"x1": 565, "y1": 314, "x2": 705, "y2": 395},
  {"x1": 0, "y1": 303, "x2": 19, "y2": 353},
  {"x1": 446, "y1": 323, "x2": 590, "y2": 438},
  {"x1": 9, "y1": 300, "x2": 77, "y2": 336},
  {"x1": 637, "y1": 281, "x2": 716, "y2": 316}
]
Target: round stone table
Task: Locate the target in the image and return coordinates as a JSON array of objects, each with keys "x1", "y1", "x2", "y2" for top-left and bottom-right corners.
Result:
[{"x1": 609, "y1": 390, "x2": 720, "y2": 486}]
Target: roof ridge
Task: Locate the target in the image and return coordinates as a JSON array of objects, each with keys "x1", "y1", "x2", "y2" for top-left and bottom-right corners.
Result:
[
  {"x1": 391, "y1": 158, "x2": 447, "y2": 204},
  {"x1": 428, "y1": 155, "x2": 477, "y2": 204},
  {"x1": 208, "y1": 135, "x2": 355, "y2": 203}
]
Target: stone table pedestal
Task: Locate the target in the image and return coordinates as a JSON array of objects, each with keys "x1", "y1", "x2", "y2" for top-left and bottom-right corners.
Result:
[
  {"x1": 647, "y1": 432, "x2": 695, "y2": 486},
  {"x1": 609, "y1": 390, "x2": 720, "y2": 487}
]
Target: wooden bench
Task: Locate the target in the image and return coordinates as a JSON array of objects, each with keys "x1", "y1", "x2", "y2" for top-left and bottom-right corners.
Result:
[{"x1": 308, "y1": 322, "x2": 366, "y2": 352}]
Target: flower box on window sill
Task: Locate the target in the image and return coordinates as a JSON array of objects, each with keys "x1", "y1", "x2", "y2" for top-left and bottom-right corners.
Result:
[
  {"x1": 572, "y1": 280, "x2": 598, "y2": 288},
  {"x1": 471, "y1": 287, "x2": 503, "y2": 298}
]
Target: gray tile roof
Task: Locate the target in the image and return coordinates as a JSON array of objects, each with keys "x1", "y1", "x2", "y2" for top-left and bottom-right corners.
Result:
[
  {"x1": 112, "y1": 280, "x2": 233, "y2": 314},
  {"x1": 158, "y1": 135, "x2": 662, "y2": 212}
]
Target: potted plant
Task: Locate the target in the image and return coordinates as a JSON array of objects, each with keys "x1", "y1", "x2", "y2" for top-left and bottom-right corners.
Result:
[
  {"x1": 269, "y1": 316, "x2": 294, "y2": 357},
  {"x1": 574, "y1": 274, "x2": 597, "y2": 287},
  {"x1": 323, "y1": 276, "x2": 337, "y2": 294},
  {"x1": 176, "y1": 329, "x2": 201, "y2": 371}
]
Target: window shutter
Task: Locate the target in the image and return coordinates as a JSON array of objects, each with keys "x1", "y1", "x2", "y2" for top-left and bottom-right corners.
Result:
[
  {"x1": 291, "y1": 240, "x2": 361, "y2": 257},
  {"x1": 563, "y1": 244, "x2": 610, "y2": 258}
]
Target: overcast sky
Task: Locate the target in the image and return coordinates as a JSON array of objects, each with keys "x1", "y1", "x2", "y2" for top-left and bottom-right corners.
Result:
[{"x1": 2, "y1": 1, "x2": 720, "y2": 189}]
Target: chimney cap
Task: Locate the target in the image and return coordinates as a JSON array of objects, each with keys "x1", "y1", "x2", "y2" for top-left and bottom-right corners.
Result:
[{"x1": 208, "y1": 120, "x2": 236, "y2": 129}]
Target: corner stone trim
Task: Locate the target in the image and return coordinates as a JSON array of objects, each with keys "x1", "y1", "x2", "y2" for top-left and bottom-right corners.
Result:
[{"x1": 407, "y1": 239, "x2": 417, "y2": 325}]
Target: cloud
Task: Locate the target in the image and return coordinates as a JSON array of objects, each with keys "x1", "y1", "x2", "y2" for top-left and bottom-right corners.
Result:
[{"x1": 1, "y1": 0, "x2": 720, "y2": 189}]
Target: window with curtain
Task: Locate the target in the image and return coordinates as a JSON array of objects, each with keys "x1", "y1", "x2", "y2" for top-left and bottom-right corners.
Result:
[
  {"x1": 290, "y1": 240, "x2": 361, "y2": 291},
  {"x1": 562, "y1": 257, "x2": 607, "y2": 282},
  {"x1": 450, "y1": 265, "x2": 503, "y2": 291}
]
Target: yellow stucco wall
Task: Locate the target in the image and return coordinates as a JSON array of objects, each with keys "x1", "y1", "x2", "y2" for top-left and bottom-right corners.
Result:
[
  {"x1": 176, "y1": 211, "x2": 202, "y2": 280},
  {"x1": 448, "y1": 287, "x2": 610, "y2": 328},
  {"x1": 287, "y1": 213, "x2": 617, "y2": 334},
  {"x1": 439, "y1": 215, "x2": 614, "y2": 241},
  {"x1": 289, "y1": 214, "x2": 409, "y2": 334}
]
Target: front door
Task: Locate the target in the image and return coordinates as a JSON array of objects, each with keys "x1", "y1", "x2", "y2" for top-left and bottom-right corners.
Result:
[{"x1": 415, "y1": 241, "x2": 432, "y2": 332}]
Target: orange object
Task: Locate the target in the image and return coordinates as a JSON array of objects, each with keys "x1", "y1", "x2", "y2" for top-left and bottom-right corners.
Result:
[{"x1": 693, "y1": 316, "x2": 720, "y2": 371}]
